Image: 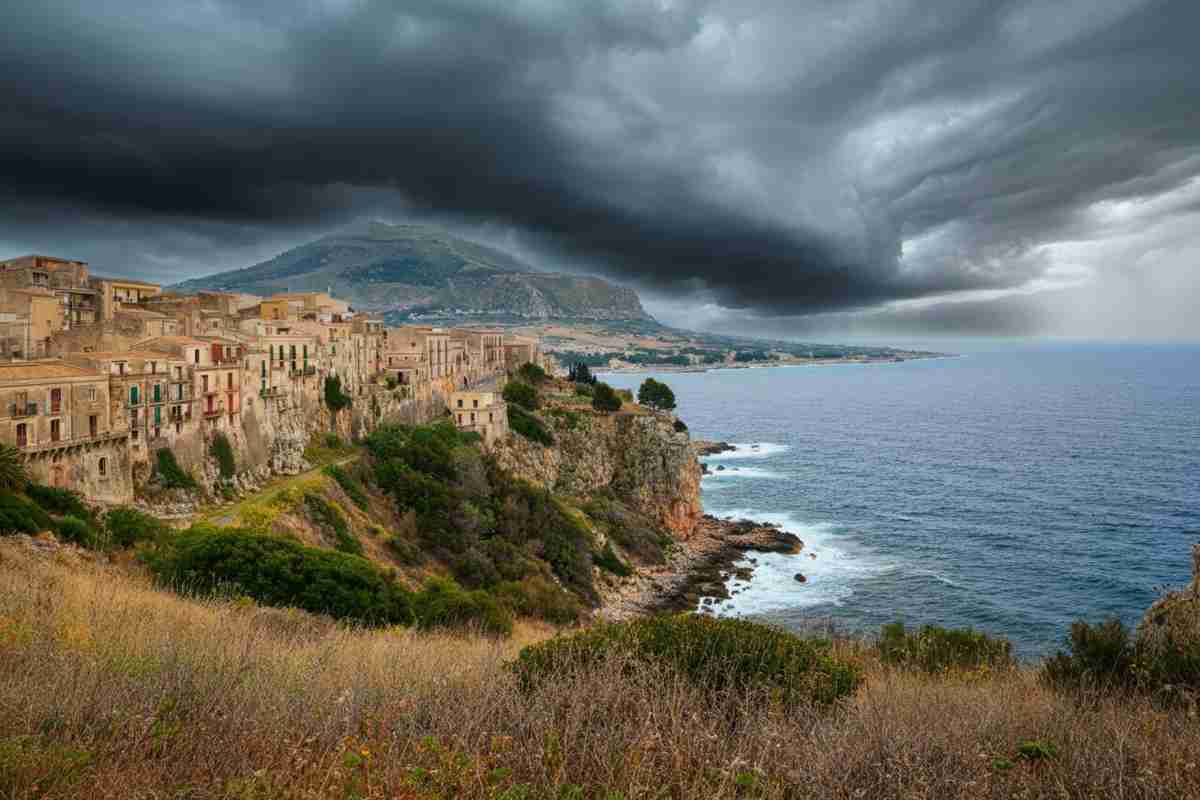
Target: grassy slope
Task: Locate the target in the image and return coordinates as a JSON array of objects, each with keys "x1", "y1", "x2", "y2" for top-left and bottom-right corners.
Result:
[{"x1": 2, "y1": 542, "x2": 1198, "y2": 800}]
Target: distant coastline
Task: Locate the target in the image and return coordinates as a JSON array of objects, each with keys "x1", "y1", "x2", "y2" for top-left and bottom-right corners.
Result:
[{"x1": 594, "y1": 352, "x2": 951, "y2": 375}]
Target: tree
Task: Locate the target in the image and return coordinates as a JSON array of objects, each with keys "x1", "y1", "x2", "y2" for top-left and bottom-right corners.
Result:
[
  {"x1": 568, "y1": 362, "x2": 596, "y2": 385},
  {"x1": 517, "y1": 362, "x2": 547, "y2": 385},
  {"x1": 0, "y1": 443, "x2": 28, "y2": 492},
  {"x1": 637, "y1": 378, "x2": 676, "y2": 412},
  {"x1": 324, "y1": 375, "x2": 352, "y2": 417},
  {"x1": 502, "y1": 380, "x2": 539, "y2": 410},
  {"x1": 591, "y1": 382, "x2": 622, "y2": 413}
]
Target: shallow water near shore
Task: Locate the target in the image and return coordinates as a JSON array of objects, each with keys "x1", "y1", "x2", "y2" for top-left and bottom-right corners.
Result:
[{"x1": 603, "y1": 343, "x2": 1200, "y2": 659}]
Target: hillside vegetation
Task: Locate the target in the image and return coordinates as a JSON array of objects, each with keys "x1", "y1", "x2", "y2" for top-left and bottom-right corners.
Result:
[{"x1": 2, "y1": 542, "x2": 1199, "y2": 799}]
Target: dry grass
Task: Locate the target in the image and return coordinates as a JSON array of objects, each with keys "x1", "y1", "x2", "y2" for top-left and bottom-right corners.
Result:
[{"x1": 1, "y1": 541, "x2": 1198, "y2": 799}]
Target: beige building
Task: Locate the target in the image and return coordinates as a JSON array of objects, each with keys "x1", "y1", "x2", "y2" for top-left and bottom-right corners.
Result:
[
  {"x1": 89, "y1": 276, "x2": 162, "y2": 321},
  {"x1": 0, "y1": 287, "x2": 63, "y2": 359},
  {"x1": 504, "y1": 335, "x2": 539, "y2": 370},
  {"x1": 448, "y1": 390, "x2": 508, "y2": 446},
  {"x1": 0, "y1": 255, "x2": 98, "y2": 330},
  {"x1": 0, "y1": 360, "x2": 131, "y2": 502}
]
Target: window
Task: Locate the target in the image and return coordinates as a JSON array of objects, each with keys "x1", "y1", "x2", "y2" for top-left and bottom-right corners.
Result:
[
  {"x1": 473, "y1": 399, "x2": 478, "y2": 409},
  {"x1": 89, "y1": 415, "x2": 97, "y2": 437},
  {"x1": 457, "y1": 414, "x2": 462, "y2": 424},
  {"x1": 129, "y1": 385, "x2": 139, "y2": 405},
  {"x1": 457, "y1": 399, "x2": 463, "y2": 408},
  {"x1": 50, "y1": 419, "x2": 61, "y2": 442},
  {"x1": 98, "y1": 457, "x2": 107, "y2": 477},
  {"x1": 227, "y1": 373, "x2": 233, "y2": 390},
  {"x1": 193, "y1": 349, "x2": 200, "y2": 364},
  {"x1": 87, "y1": 387, "x2": 96, "y2": 402},
  {"x1": 50, "y1": 388, "x2": 61, "y2": 414},
  {"x1": 15, "y1": 423, "x2": 27, "y2": 447},
  {"x1": 150, "y1": 360, "x2": 157, "y2": 374},
  {"x1": 202, "y1": 375, "x2": 209, "y2": 393},
  {"x1": 132, "y1": 429, "x2": 139, "y2": 441},
  {"x1": 176, "y1": 422, "x2": 182, "y2": 434},
  {"x1": 153, "y1": 383, "x2": 161, "y2": 402}
]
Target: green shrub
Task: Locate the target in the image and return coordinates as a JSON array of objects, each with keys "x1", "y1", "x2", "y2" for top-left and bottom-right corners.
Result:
[
  {"x1": 591, "y1": 382, "x2": 622, "y2": 413},
  {"x1": 573, "y1": 382, "x2": 594, "y2": 398},
  {"x1": 0, "y1": 491, "x2": 55, "y2": 535},
  {"x1": 502, "y1": 381, "x2": 538, "y2": 410},
  {"x1": 145, "y1": 527, "x2": 413, "y2": 626},
  {"x1": 513, "y1": 614, "x2": 861, "y2": 707},
  {"x1": 385, "y1": 535, "x2": 424, "y2": 566},
  {"x1": 584, "y1": 495, "x2": 671, "y2": 565},
  {"x1": 494, "y1": 576, "x2": 583, "y2": 625},
  {"x1": 673, "y1": 418, "x2": 688, "y2": 432},
  {"x1": 155, "y1": 448, "x2": 196, "y2": 489},
  {"x1": 56, "y1": 516, "x2": 96, "y2": 548},
  {"x1": 593, "y1": 541, "x2": 632, "y2": 577},
  {"x1": 210, "y1": 433, "x2": 236, "y2": 480},
  {"x1": 450, "y1": 546, "x2": 501, "y2": 588},
  {"x1": 323, "y1": 464, "x2": 370, "y2": 510},
  {"x1": 303, "y1": 493, "x2": 361, "y2": 555},
  {"x1": 103, "y1": 507, "x2": 169, "y2": 549},
  {"x1": 508, "y1": 405, "x2": 554, "y2": 446},
  {"x1": 25, "y1": 484, "x2": 91, "y2": 519},
  {"x1": 412, "y1": 577, "x2": 513, "y2": 636},
  {"x1": 517, "y1": 362, "x2": 548, "y2": 384},
  {"x1": 0, "y1": 443, "x2": 29, "y2": 491},
  {"x1": 878, "y1": 623, "x2": 1014, "y2": 673},
  {"x1": 323, "y1": 375, "x2": 352, "y2": 415},
  {"x1": 1041, "y1": 617, "x2": 1136, "y2": 691}
]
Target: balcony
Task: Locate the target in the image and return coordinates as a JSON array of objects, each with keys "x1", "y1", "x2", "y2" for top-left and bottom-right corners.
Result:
[
  {"x1": 290, "y1": 365, "x2": 317, "y2": 377},
  {"x1": 18, "y1": 429, "x2": 127, "y2": 454},
  {"x1": 259, "y1": 387, "x2": 282, "y2": 398},
  {"x1": 9, "y1": 403, "x2": 37, "y2": 419},
  {"x1": 203, "y1": 407, "x2": 224, "y2": 419}
]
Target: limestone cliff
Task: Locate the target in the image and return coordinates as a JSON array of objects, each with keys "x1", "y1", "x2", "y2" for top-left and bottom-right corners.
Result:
[{"x1": 491, "y1": 409, "x2": 702, "y2": 539}]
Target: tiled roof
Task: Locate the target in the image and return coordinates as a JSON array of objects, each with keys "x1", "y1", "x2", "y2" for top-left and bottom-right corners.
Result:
[{"x1": 0, "y1": 360, "x2": 102, "y2": 381}]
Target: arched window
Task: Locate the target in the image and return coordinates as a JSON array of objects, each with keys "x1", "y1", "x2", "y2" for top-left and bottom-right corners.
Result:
[{"x1": 98, "y1": 457, "x2": 107, "y2": 477}]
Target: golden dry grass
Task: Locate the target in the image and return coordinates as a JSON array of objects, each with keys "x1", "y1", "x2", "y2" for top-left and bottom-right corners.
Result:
[{"x1": 1, "y1": 540, "x2": 1198, "y2": 799}]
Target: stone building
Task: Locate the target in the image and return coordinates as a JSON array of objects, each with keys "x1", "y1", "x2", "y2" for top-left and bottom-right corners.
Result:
[
  {"x1": 0, "y1": 254, "x2": 98, "y2": 330},
  {"x1": 448, "y1": 390, "x2": 508, "y2": 446},
  {"x1": 0, "y1": 287, "x2": 62, "y2": 359},
  {"x1": 503, "y1": 335, "x2": 539, "y2": 370},
  {"x1": 89, "y1": 276, "x2": 162, "y2": 321},
  {"x1": 0, "y1": 360, "x2": 131, "y2": 503}
]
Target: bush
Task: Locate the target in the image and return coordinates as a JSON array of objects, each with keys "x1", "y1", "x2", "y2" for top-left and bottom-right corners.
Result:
[
  {"x1": 155, "y1": 448, "x2": 196, "y2": 489},
  {"x1": 879, "y1": 623, "x2": 1014, "y2": 673},
  {"x1": 385, "y1": 534, "x2": 425, "y2": 566},
  {"x1": 591, "y1": 382, "x2": 622, "y2": 413},
  {"x1": 513, "y1": 614, "x2": 862, "y2": 707},
  {"x1": 502, "y1": 381, "x2": 538, "y2": 410},
  {"x1": 145, "y1": 527, "x2": 413, "y2": 626},
  {"x1": 673, "y1": 418, "x2": 688, "y2": 432},
  {"x1": 0, "y1": 443, "x2": 28, "y2": 491},
  {"x1": 323, "y1": 464, "x2": 370, "y2": 510},
  {"x1": 1042, "y1": 617, "x2": 1136, "y2": 691},
  {"x1": 517, "y1": 362, "x2": 547, "y2": 385},
  {"x1": 637, "y1": 378, "x2": 677, "y2": 411},
  {"x1": 303, "y1": 493, "x2": 361, "y2": 555},
  {"x1": 584, "y1": 495, "x2": 672, "y2": 565},
  {"x1": 508, "y1": 404, "x2": 554, "y2": 446},
  {"x1": 494, "y1": 576, "x2": 583, "y2": 625},
  {"x1": 25, "y1": 484, "x2": 91, "y2": 519},
  {"x1": 0, "y1": 491, "x2": 55, "y2": 535},
  {"x1": 323, "y1": 375, "x2": 352, "y2": 415},
  {"x1": 103, "y1": 507, "x2": 169, "y2": 549},
  {"x1": 210, "y1": 433, "x2": 236, "y2": 480},
  {"x1": 573, "y1": 382, "x2": 594, "y2": 397},
  {"x1": 55, "y1": 516, "x2": 96, "y2": 548},
  {"x1": 412, "y1": 577, "x2": 513, "y2": 636},
  {"x1": 593, "y1": 541, "x2": 632, "y2": 577},
  {"x1": 567, "y1": 362, "x2": 596, "y2": 385}
]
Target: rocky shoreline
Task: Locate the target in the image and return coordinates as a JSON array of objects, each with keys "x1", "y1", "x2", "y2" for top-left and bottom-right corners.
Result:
[{"x1": 597, "y1": 514, "x2": 803, "y2": 621}]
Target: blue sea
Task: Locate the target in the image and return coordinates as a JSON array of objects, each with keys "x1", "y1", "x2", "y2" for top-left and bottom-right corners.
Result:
[{"x1": 603, "y1": 343, "x2": 1200, "y2": 659}]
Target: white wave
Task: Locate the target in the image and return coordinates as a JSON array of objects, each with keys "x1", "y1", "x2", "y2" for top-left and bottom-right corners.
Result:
[
  {"x1": 696, "y1": 510, "x2": 893, "y2": 617},
  {"x1": 702, "y1": 466, "x2": 785, "y2": 480},
  {"x1": 702, "y1": 442, "x2": 790, "y2": 461}
]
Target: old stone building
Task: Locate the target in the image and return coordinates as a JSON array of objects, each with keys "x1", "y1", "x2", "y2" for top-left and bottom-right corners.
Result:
[{"x1": 448, "y1": 389, "x2": 508, "y2": 446}]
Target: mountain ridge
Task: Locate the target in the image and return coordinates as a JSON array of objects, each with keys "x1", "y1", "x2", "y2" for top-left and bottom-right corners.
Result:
[{"x1": 171, "y1": 221, "x2": 653, "y2": 322}]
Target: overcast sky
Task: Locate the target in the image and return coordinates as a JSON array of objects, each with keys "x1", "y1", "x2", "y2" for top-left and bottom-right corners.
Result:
[{"x1": 2, "y1": 0, "x2": 1198, "y2": 340}]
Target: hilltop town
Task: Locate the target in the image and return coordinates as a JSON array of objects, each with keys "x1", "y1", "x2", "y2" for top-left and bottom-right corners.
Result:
[{"x1": 0, "y1": 253, "x2": 552, "y2": 506}]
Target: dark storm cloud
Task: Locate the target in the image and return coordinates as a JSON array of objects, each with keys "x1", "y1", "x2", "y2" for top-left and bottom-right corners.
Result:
[{"x1": 1, "y1": 0, "x2": 1199, "y2": 329}]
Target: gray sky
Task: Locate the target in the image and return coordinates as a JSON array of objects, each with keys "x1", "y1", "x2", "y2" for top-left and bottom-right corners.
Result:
[{"x1": 1, "y1": 0, "x2": 1198, "y2": 340}]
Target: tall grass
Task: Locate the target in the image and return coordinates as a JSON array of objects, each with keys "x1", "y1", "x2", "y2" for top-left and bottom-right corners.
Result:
[{"x1": 1, "y1": 542, "x2": 1198, "y2": 799}]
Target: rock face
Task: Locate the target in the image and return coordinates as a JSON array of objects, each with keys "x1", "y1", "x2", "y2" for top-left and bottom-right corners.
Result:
[
  {"x1": 1137, "y1": 543, "x2": 1200, "y2": 668},
  {"x1": 492, "y1": 410, "x2": 703, "y2": 539}
]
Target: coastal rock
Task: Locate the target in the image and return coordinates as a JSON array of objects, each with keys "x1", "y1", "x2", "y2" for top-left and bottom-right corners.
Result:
[
  {"x1": 794, "y1": 573, "x2": 807, "y2": 583},
  {"x1": 693, "y1": 440, "x2": 736, "y2": 457},
  {"x1": 1136, "y1": 543, "x2": 1200, "y2": 681}
]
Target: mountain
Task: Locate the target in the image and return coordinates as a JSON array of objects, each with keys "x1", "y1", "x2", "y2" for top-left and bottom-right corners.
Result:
[{"x1": 171, "y1": 221, "x2": 652, "y2": 321}]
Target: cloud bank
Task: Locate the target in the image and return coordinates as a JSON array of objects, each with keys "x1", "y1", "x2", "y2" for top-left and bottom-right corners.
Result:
[{"x1": 1, "y1": 0, "x2": 1198, "y2": 337}]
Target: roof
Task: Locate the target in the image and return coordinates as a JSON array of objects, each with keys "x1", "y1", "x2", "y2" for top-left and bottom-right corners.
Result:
[
  {"x1": 136, "y1": 335, "x2": 209, "y2": 348},
  {"x1": 0, "y1": 360, "x2": 102, "y2": 381},
  {"x1": 114, "y1": 308, "x2": 167, "y2": 318},
  {"x1": 91, "y1": 275, "x2": 161, "y2": 288},
  {"x1": 0, "y1": 254, "x2": 88, "y2": 266},
  {"x1": 68, "y1": 350, "x2": 184, "y2": 361}
]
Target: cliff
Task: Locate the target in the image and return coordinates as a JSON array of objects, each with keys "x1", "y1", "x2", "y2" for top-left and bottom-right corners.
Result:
[{"x1": 491, "y1": 409, "x2": 702, "y2": 539}]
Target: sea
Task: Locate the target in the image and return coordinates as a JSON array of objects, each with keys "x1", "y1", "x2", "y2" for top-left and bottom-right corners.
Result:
[{"x1": 602, "y1": 343, "x2": 1200, "y2": 659}]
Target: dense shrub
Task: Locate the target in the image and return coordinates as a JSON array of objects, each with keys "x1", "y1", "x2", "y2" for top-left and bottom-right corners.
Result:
[
  {"x1": 323, "y1": 375, "x2": 352, "y2": 415},
  {"x1": 210, "y1": 433, "x2": 236, "y2": 480},
  {"x1": 637, "y1": 378, "x2": 677, "y2": 411},
  {"x1": 103, "y1": 507, "x2": 169, "y2": 549},
  {"x1": 673, "y1": 418, "x2": 688, "y2": 432},
  {"x1": 155, "y1": 448, "x2": 196, "y2": 489},
  {"x1": 412, "y1": 577, "x2": 513, "y2": 636},
  {"x1": 0, "y1": 491, "x2": 55, "y2": 534},
  {"x1": 508, "y1": 404, "x2": 554, "y2": 446},
  {"x1": 303, "y1": 493, "x2": 361, "y2": 555},
  {"x1": 517, "y1": 362, "x2": 548, "y2": 384},
  {"x1": 55, "y1": 516, "x2": 95, "y2": 548},
  {"x1": 25, "y1": 484, "x2": 91, "y2": 519},
  {"x1": 513, "y1": 614, "x2": 862, "y2": 707},
  {"x1": 1137, "y1": 599, "x2": 1200, "y2": 700},
  {"x1": 584, "y1": 495, "x2": 672, "y2": 565},
  {"x1": 365, "y1": 423, "x2": 465, "y2": 483},
  {"x1": 494, "y1": 576, "x2": 583, "y2": 625},
  {"x1": 567, "y1": 362, "x2": 596, "y2": 385},
  {"x1": 146, "y1": 526, "x2": 413, "y2": 626},
  {"x1": 385, "y1": 534, "x2": 424, "y2": 565},
  {"x1": 879, "y1": 623, "x2": 1014, "y2": 673},
  {"x1": 1041, "y1": 617, "x2": 1137, "y2": 691},
  {"x1": 450, "y1": 546, "x2": 501, "y2": 588},
  {"x1": 0, "y1": 443, "x2": 28, "y2": 491},
  {"x1": 502, "y1": 380, "x2": 538, "y2": 410},
  {"x1": 591, "y1": 382, "x2": 622, "y2": 412},
  {"x1": 594, "y1": 541, "x2": 632, "y2": 576},
  {"x1": 323, "y1": 464, "x2": 370, "y2": 510},
  {"x1": 573, "y1": 382, "x2": 594, "y2": 398}
]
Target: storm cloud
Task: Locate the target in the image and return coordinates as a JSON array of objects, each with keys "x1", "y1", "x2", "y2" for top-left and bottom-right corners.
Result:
[{"x1": 1, "y1": 0, "x2": 1199, "y2": 336}]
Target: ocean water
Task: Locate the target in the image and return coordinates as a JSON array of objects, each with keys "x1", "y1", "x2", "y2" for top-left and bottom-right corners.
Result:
[{"x1": 603, "y1": 344, "x2": 1200, "y2": 658}]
